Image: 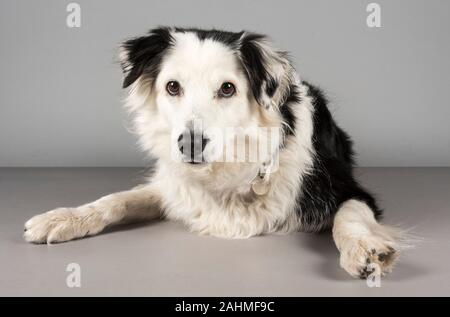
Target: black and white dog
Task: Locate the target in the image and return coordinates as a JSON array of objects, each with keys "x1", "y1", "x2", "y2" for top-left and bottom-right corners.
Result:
[{"x1": 24, "y1": 27, "x2": 404, "y2": 278}]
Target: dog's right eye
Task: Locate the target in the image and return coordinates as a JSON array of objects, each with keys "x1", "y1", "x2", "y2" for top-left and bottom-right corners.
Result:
[{"x1": 166, "y1": 81, "x2": 181, "y2": 96}]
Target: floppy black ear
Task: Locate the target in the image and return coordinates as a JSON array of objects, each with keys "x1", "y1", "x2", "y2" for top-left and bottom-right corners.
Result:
[
  {"x1": 119, "y1": 27, "x2": 173, "y2": 88},
  {"x1": 238, "y1": 33, "x2": 295, "y2": 109}
]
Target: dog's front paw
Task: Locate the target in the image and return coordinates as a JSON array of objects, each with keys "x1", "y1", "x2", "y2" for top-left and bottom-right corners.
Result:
[
  {"x1": 24, "y1": 207, "x2": 98, "y2": 244},
  {"x1": 339, "y1": 234, "x2": 398, "y2": 279}
]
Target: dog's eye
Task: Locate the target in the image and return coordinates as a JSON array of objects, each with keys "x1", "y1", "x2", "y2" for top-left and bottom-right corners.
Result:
[
  {"x1": 166, "y1": 81, "x2": 181, "y2": 96},
  {"x1": 219, "y1": 82, "x2": 235, "y2": 98}
]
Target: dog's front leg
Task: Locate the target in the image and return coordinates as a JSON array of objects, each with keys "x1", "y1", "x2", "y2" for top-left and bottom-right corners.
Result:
[
  {"x1": 24, "y1": 184, "x2": 161, "y2": 244},
  {"x1": 332, "y1": 199, "x2": 404, "y2": 278}
]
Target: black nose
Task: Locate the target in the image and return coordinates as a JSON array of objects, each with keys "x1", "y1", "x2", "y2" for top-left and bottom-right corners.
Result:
[{"x1": 177, "y1": 130, "x2": 209, "y2": 163}]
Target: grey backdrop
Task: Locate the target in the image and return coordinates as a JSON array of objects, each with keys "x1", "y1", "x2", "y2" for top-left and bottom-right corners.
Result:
[{"x1": 1, "y1": 0, "x2": 449, "y2": 167}]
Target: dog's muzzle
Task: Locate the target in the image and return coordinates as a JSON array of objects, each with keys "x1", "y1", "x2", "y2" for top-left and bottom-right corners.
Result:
[{"x1": 177, "y1": 129, "x2": 209, "y2": 164}]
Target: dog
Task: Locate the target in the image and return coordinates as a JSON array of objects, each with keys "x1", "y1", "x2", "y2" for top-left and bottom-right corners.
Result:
[{"x1": 24, "y1": 27, "x2": 404, "y2": 278}]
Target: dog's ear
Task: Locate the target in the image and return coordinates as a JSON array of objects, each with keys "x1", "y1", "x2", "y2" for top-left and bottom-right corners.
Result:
[
  {"x1": 119, "y1": 27, "x2": 173, "y2": 88},
  {"x1": 238, "y1": 32, "x2": 295, "y2": 109}
]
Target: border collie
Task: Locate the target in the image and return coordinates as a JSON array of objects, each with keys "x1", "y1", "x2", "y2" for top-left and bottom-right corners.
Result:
[{"x1": 24, "y1": 27, "x2": 404, "y2": 278}]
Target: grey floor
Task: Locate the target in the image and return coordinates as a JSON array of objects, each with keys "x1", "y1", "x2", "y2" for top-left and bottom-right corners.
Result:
[{"x1": 0, "y1": 167, "x2": 449, "y2": 296}]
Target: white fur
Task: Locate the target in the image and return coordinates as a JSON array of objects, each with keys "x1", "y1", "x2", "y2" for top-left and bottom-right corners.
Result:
[{"x1": 24, "y1": 185, "x2": 161, "y2": 243}]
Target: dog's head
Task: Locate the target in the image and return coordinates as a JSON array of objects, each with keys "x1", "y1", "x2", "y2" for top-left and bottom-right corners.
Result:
[{"x1": 120, "y1": 27, "x2": 298, "y2": 184}]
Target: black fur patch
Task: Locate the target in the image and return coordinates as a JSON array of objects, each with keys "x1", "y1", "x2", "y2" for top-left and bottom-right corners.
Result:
[
  {"x1": 279, "y1": 84, "x2": 301, "y2": 139},
  {"x1": 174, "y1": 27, "x2": 243, "y2": 47},
  {"x1": 121, "y1": 27, "x2": 173, "y2": 88},
  {"x1": 295, "y1": 81, "x2": 382, "y2": 232},
  {"x1": 238, "y1": 33, "x2": 278, "y2": 107},
  {"x1": 265, "y1": 77, "x2": 278, "y2": 98}
]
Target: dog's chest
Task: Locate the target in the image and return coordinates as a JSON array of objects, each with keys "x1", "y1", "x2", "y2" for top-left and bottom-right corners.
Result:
[{"x1": 158, "y1": 178, "x2": 296, "y2": 239}]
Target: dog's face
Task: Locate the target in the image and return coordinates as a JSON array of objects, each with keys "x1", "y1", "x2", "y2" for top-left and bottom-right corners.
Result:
[
  {"x1": 120, "y1": 28, "x2": 295, "y2": 185},
  {"x1": 154, "y1": 32, "x2": 256, "y2": 164}
]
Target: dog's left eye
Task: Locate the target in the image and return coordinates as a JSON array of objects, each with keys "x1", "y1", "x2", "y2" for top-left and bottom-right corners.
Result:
[
  {"x1": 218, "y1": 82, "x2": 235, "y2": 98},
  {"x1": 166, "y1": 81, "x2": 181, "y2": 96}
]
